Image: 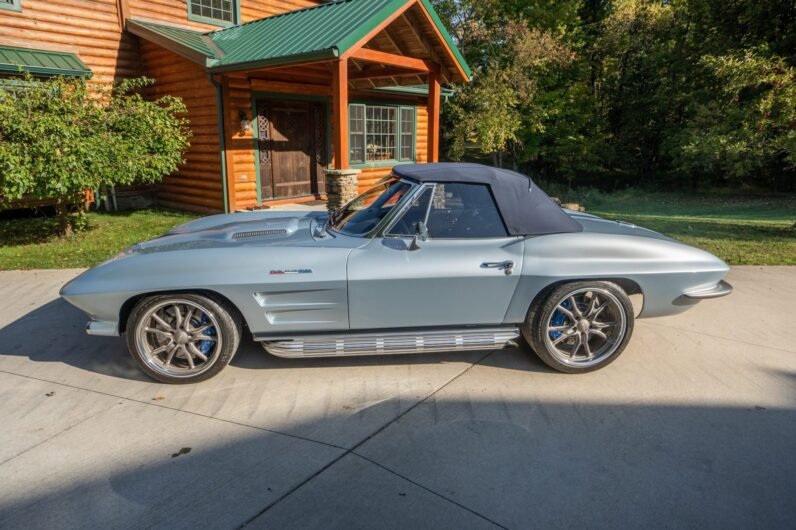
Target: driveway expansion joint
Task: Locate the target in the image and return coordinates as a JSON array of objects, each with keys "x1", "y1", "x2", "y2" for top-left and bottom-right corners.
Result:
[
  {"x1": 238, "y1": 350, "x2": 504, "y2": 529},
  {"x1": 0, "y1": 368, "x2": 345, "y2": 452},
  {"x1": 351, "y1": 452, "x2": 509, "y2": 530}
]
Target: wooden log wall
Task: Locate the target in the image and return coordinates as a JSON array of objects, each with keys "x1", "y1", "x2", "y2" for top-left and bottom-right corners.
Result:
[
  {"x1": 242, "y1": 0, "x2": 321, "y2": 20},
  {"x1": 0, "y1": 0, "x2": 141, "y2": 88},
  {"x1": 223, "y1": 73, "x2": 258, "y2": 211},
  {"x1": 139, "y1": 40, "x2": 223, "y2": 213},
  {"x1": 130, "y1": 0, "x2": 322, "y2": 30},
  {"x1": 129, "y1": 0, "x2": 216, "y2": 30}
]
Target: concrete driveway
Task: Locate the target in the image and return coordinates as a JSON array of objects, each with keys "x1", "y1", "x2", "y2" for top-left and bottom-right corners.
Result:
[{"x1": 0, "y1": 266, "x2": 793, "y2": 529}]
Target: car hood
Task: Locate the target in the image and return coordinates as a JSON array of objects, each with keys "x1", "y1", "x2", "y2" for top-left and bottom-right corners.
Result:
[{"x1": 122, "y1": 211, "x2": 331, "y2": 256}]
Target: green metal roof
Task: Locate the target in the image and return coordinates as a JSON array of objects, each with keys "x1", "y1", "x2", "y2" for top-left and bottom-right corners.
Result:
[
  {"x1": 211, "y1": 0, "x2": 398, "y2": 71},
  {"x1": 127, "y1": 0, "x2": 470, "y2": 78},
  {"x1": 0, "y1": 45, "x2": 92, "y2": 77},
  {"x1": 127, "y1": 19, "x2": 222, "y2": 64}
]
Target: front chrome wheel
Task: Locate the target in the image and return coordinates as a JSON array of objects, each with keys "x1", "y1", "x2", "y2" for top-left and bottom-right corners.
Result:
[{"x1": 134, "y1": 299, "x2": 223, "y2": 380}]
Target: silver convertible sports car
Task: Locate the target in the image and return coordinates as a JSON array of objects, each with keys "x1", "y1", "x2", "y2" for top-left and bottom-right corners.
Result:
[{"x1": 61, "y1": 163, "x2": 732, "y2": 383}]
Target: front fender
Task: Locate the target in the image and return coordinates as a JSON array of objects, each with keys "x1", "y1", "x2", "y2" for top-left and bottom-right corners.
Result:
[{"x1": 60, "y1": 244, "x2": 352, "y2": 336}]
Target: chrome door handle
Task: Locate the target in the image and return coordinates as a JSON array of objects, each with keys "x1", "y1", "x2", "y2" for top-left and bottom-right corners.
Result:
[{"x1": 481, "y1": 260, "x2": 514, "y2": 275}]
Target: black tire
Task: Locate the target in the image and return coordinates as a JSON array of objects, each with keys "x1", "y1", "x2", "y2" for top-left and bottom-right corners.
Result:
[
  {"x1": 523, "y1": 281, "x2": 634, "y2": 374},
  {"x1": 126, "y1": 293, "x2": 241, "y2": 384}
]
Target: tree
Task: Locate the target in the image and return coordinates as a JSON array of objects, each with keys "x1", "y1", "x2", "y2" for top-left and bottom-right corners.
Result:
[
  {"x1": 434, "y1": 0, "x2": 796, "y2": 192},
  {"x1": 0, "y1": 76, "x2": 190, "y2": 235},
  {"x1": 445, "y1": 18, "x2": 575, "y2": 168},
  {"x1": 668, "y1": 50, "x2": 796, "y2": 190},
  {"x1": 595, "y1": 0, "x2": 688, "y2": 183}
]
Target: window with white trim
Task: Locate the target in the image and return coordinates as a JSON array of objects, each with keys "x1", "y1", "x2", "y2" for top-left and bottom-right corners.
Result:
[
  {"x1": 400, "y1": 107, "x2": 415, "y2": 161},
  {"x1": 0, "y1": 0, "x2": 22, "y2": 12},
  {"x1": 349, "y1": 104, "x2": 415, "y2": 164},
  {"x1": 188, "y1": 0, "x2": 237, "y2": 25}
]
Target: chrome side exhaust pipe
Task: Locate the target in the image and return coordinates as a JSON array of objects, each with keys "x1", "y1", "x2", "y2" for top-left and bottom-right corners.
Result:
[{"x1": 260, "y1": 327, "x2": 521, "y2": 358}]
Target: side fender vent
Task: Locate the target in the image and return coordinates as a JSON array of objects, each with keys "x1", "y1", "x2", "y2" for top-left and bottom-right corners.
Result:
[{"x1": 232, "y1": 229, "x2": 288, "y2": 239}]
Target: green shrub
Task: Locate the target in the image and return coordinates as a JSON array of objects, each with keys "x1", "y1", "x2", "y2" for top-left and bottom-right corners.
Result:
[{"x1": 0, "y1": 76, "x2": 191, "y2": 235}]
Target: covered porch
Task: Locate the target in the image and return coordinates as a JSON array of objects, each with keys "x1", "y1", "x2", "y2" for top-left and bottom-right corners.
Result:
[{"x1": 128, "y1": 0, "x2": 470, "y2": 213}]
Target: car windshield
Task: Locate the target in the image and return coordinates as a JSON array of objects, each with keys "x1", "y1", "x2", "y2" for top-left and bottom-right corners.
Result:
[{"x1": 331, "y1": 177, "x2": 414, "y2": 236}]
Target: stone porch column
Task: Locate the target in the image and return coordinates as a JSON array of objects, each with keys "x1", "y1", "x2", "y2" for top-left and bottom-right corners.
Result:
[{"x1": 324, "y1": 168, "x2": 361, "y2": 212}]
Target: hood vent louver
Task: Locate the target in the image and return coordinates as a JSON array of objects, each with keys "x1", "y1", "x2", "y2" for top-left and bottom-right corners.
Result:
[{"x1": 232, "y1": 229, "x2": 288, "y2": 239}]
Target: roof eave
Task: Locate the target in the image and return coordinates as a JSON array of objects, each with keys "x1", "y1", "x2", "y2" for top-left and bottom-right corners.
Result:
[
  {"x1": 0, "y1": 65, "x2": 92, "y2": 78},
  {"x1": 366, "y1": 84, "x2": 455, "y2": 97},
  {"x1": 206, "y1": 48, "x2": 340, "y2": 74},
  {"x1": 0, "y1": 44, "x2": 93, "y2": 79},
  {"x1": 416, "y1": 0, "x2": 471, "y2": 81},
  {"x1": 127, "y1": 19, "x2": 214, "y2": 66}
]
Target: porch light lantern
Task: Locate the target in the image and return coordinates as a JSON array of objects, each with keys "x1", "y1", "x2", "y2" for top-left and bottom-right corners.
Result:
[{"x1": 239, "y1": 111, "x2": 252, "y2": 133}]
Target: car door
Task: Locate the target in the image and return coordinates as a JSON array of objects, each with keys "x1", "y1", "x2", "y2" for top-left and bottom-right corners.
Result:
[{"x1": 347, "y1": 182, "x2": 525, "y2": 330}]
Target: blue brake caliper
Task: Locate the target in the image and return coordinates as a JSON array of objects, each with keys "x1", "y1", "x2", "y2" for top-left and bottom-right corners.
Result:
[
  {"x1": 195, "y1": 313, "x2": 217, "y2": 355},
  {"x1": 549, "y1": 300, "x2": 571, "y2": 340}
]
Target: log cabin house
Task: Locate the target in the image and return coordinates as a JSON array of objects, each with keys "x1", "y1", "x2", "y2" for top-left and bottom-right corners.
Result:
[{"x1": 0, "y1": 0, "x2": 470, "y2": 213}]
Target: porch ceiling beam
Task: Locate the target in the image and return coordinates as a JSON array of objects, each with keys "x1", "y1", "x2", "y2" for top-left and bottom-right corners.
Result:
[
  {"x1": 349, "y1": 66, "x2": 425, "y2": 80},
  {"x1": 350, "y1": 48, "x2": 431, "y2": 72},
  {"x1": 348, "y1": 58, "x2": 378, "y2": 88},
  {"x1": 249, "y1": 79, "x2": 331, "y2": 97},
  {"x1": 242, "y1": 58, "x2": 338, "y2": 78}
]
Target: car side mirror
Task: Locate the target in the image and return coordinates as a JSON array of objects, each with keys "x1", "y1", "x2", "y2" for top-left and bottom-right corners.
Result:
[{"x1": 408, "y1": 221, "x2": 428, "y2": 251}]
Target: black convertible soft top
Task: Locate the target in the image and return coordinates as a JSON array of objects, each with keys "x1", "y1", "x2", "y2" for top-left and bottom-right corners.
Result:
[{"x1": 392, "y1": 163, "x2": 582, "y2": 236}]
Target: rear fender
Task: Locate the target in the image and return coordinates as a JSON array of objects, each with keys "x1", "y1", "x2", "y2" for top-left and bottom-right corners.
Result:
[{"x1": 503, "y1": 232, "x2": 729, "y2": 322}]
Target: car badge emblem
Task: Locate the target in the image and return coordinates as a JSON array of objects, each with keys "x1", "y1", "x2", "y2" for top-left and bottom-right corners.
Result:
[{"x1": 270, "y1": 269, "x2": 312, "y2": 275}]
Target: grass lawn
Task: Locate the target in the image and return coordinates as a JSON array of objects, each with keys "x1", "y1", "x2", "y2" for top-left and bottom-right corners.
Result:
[
  {"x1": 0, "y1": 192, "x2": 794, "y2": 269},
  {"x1": 586, "y1": 192, "x2": 796, "y2": 265},
  {"x1": 0, "y1": 209, "x2": 198, "y2": 270}
]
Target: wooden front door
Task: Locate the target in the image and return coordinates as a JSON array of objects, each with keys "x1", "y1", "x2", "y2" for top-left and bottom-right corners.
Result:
[{"x1": 255, "y1": 98, "x2": 327, "y2": 200}]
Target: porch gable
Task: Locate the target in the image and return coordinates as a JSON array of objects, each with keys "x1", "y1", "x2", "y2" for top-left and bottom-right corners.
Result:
[
  {"x1": 128, "y1": 0, "x2": 471, "y2": 213},
  {"x1": 127, "y1": 0, "x2": 470, "y2": 83}
]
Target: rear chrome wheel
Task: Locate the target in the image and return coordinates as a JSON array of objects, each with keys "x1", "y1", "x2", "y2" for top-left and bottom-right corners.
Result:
[
  {"x1": 544, "y1": 288, "x2": 627, "y2": 368},
  {"x1": 524, "y1": 281, "x2": 634, "y2": 373},
  {"x1": 127, "y1": 294, "x2": 241, "y2": 384}
]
